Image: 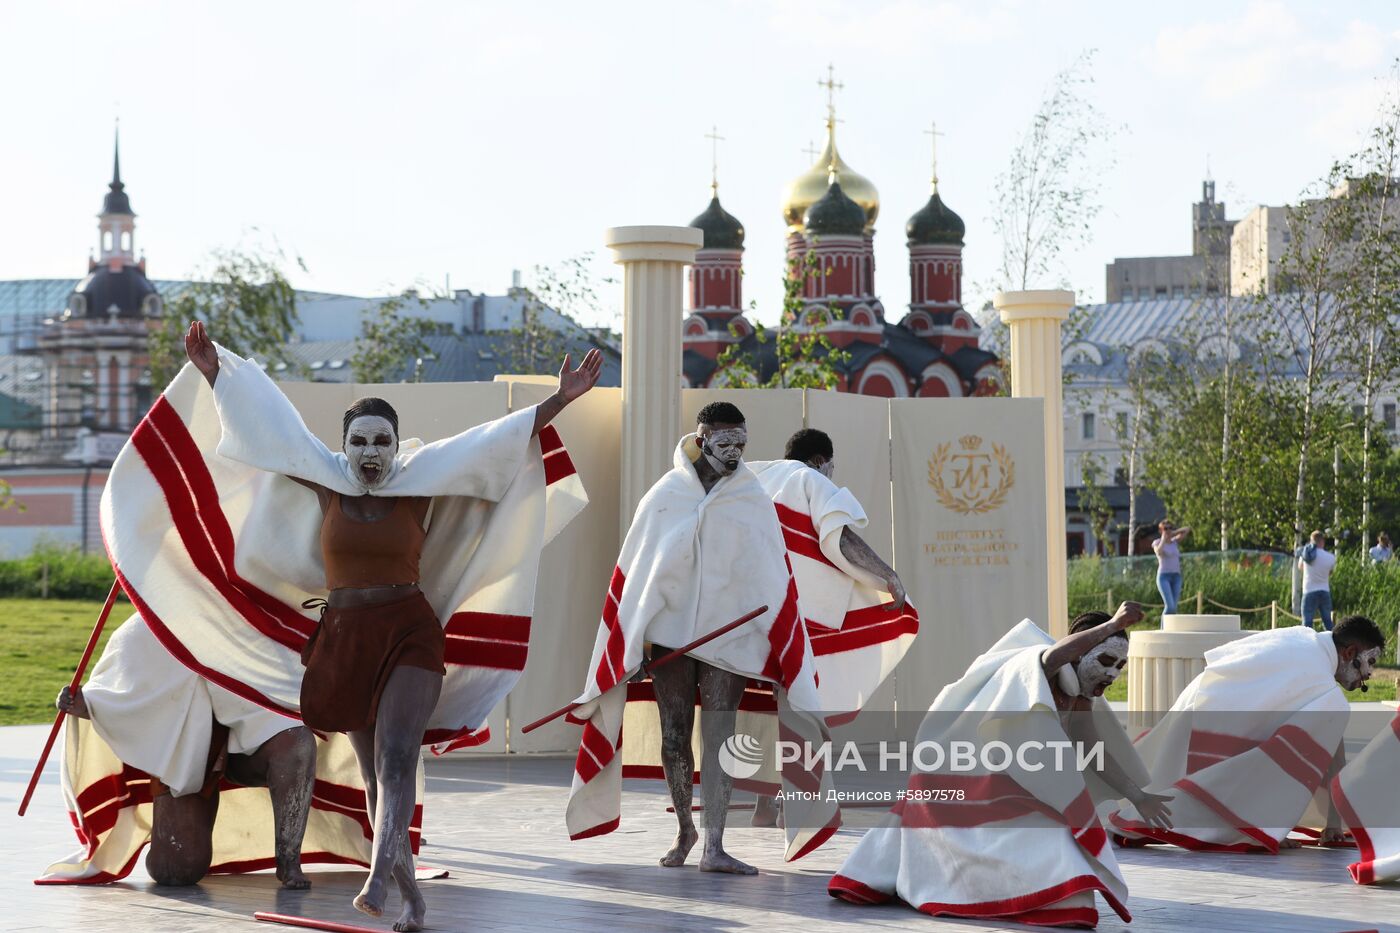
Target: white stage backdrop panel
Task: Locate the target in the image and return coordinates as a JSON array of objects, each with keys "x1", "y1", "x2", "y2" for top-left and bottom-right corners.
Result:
[
  {"x1": 890, "y1": 398, "x2": 1048, "y2": 713},
  {"x1": 505, "y1": 383, "x2": 623, "y2": 753}
]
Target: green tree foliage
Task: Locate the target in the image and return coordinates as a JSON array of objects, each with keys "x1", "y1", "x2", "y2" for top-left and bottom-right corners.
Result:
[
  {"x1": 150, "y1": 246, "x2": 304, "y2": 387},
  {"x1": 713, "y1": 248, "x2": 851, "y2": 389},
  {"x1": 496, "y1": 254, "x2": 612, "y2": 376},
  {"x1": 350, "y1": 291, "x2": 442, "y2": 384},
  {"x1": 1078, "y1": 453, "x2": 1115, "y2": 555}
]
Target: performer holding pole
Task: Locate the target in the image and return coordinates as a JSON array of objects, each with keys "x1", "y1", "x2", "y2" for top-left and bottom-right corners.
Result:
[{"x1": 565, "y1": 402, "x2": 836, "y2": 873}]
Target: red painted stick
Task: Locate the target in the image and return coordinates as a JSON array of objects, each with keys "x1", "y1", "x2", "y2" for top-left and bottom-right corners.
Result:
[
  {"x1": 254, "y1": 912, "x2": 386, "y2": 933},
  {"x1": 519, "y1": 604, "x2": 768, "y2": 734},
  {"x1": 17, "y1": 580, "x2": 120, "y2": 817}
]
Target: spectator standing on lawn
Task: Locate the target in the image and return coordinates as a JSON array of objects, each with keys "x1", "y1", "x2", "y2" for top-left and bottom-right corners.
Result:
[
  {"x1": 1152, "y1": 520, "x2": 1191, "y2": 617},
  {"x1": 1300, "y1": 530, "x2": 1338, "y2": 631},
  {"x1": 1369, "y1": 532, "x2": 1392, "y2": 565}
]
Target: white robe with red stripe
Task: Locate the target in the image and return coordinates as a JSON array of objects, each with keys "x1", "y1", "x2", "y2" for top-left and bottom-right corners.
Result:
[
  {"x1": 829, "y1": 620, "x2": 1134, "y2": 929},
  {"x1": 564, "y1": 438, "x2": 837, "y2": 860},
  {"x1": 1109, "y1": 626, "x2": 1348, "y2": 852},
  {"x1": 38, "y1": 613, "x2": 417, "y2": 884},
  {"x1": 618, "y1": 459, "x2": 917, "y2": 794},
  {"x1": 99, "y1": 350, "x2": 586, "y2": 753},
  {"x1": 1333, "y1": 711, "x2": 1400, "y2": 884}
]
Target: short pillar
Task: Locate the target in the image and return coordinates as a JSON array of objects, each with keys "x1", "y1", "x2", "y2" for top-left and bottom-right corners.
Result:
[
  {"x1": 1127, "y1": 614, "x2": 1249, "y2": 733},
  {"x1": 996, "y1": 289, "x2": 1072, "y2": 636},
  {"x1": 606, "y1": 225, "x2": 704, "y2": 533}
]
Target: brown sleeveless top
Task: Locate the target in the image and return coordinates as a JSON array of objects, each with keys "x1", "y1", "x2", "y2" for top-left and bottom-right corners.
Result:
[{"x1": 320, "y1": 493, "x2": 426, "y2": 590}]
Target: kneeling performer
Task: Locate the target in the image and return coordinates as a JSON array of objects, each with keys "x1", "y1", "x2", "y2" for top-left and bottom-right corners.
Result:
[{"x1": 830, "y1": 604, "x2": 1169, "y2": 928}]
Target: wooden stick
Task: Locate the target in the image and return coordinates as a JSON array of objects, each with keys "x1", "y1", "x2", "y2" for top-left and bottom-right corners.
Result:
[
  {"x1": 17, "y1": 580, "x2": 120, "y2": 817},
  {"x1": 519, "y1": 604, "x2": 768, "y2": 734},
  {"x1": 254, "y1": 912, "x2": 386, "y2": 933}
]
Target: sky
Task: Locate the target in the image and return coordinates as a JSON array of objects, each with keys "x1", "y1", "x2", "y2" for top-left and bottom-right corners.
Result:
[{"x1": 2, "y1": 0, "x2": 1398, "y2": 329}]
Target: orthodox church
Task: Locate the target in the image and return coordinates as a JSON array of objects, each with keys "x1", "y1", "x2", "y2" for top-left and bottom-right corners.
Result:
[{"x1": 682, "y1": 93, "x2": 1000, "y2": 397}]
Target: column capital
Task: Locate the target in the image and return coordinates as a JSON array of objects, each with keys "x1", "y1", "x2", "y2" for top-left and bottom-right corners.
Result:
[
  {"x1": 994, "y1": 289, "x2": 1075, "y2": 324},
  {"x1": 605, "y1": 226, "x2": 704, "y2": 265}
]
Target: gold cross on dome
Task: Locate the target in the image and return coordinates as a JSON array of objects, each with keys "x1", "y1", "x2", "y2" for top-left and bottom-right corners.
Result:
[
  {"x1": 924, "y1": 121, "x2": 945, "y2": 188},
  {"x1": 704, "y1": 125, "x2": 725, "y2": 194},
  {"x1": 818, "y1": 64, "x2": 844, "y2": 122},
  {"x1": 803, "y1": 139, "x2": 820, "y2": 162}
]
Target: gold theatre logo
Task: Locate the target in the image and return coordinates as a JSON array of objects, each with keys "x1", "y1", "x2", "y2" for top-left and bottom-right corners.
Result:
[{"x1": 928, "y1": 434, "x2": 1015, "y2": 516}]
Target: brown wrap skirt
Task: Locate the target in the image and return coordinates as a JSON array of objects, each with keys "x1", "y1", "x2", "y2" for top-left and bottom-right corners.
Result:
[{"x1": 299, "y1": 589, "x2": 445, "y2": 733}]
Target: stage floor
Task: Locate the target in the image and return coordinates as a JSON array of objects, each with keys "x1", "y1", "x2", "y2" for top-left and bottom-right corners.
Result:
[{"x1": 3, "y1": 724, "x2": 1394, "y2": 933}]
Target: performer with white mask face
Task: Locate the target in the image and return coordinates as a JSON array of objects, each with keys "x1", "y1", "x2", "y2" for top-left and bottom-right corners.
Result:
[
  {"x1": 566, "y1": 402, "x2": 833, "y2": 872},
  {"x1": 182, "y1": 321, "x2": 600, "y2": 931}
]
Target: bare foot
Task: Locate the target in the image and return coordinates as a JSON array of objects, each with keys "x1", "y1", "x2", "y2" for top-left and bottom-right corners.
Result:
[
  {"x1": 277, "y1": 863, "x2": 311, "y2": 890},
  {"x1": 1279, "y1": 838, "x2": 1302, "y2": 849},
  {"x1": 353, "y1": 878, "x2": 386, "y2": 918},
  {"x1": 699, "y1": 848, "x2": 758, "y2": 875},
  {"x1": 751, "y1": 796, "x2": 779, "y2": 827},
  {"x1": 660, "y1": 827, "x2": 698, "y2": 867},
  {"x1": 393, "y1": 893, "x2": 426, "y2": 932}
]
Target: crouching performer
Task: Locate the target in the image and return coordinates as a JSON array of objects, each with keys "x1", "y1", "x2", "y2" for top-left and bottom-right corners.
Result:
[
  {"x1": 565, "y1": 403, "x2": 836, "y2": 873},
  {"x1": 1109, "y1": 615, "x2": 1382, "y2": 853},
  {"x1": 1332, "y1": 708, "x2": 1400, "y2": 884},
  {"x1": 831, "y1": 604, "x2": 1169, "y2": 929},
  {"x1": 40, "y1": 612, "x2": 319, "y2": 888},
  {"x1": 97, "y1": 322, "x2": 594, "y2": 930}
]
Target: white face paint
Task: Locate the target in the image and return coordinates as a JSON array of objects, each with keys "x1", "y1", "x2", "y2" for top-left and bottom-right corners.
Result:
[
  {"x1": 1075, "y1": 634, "x2": 1129, "y2": 698},
  {"x1": 1338, "y1": 646, "x2": 1381, "y2": 690},
  {"x1": 345, "y1": 414, "x2": 398, "y2": 489},
  {"x1": 816, "y1": 458, "x2": 836, "y2": 479},
  {"x1": 699, "y1": 425, "x2": 747, "y2": 476}
]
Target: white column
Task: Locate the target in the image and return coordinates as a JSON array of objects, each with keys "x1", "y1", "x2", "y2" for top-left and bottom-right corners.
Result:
[
  {"x1": 606, "y1": 225, "x2": 704, "y2": 533},
  {"x1": 996, "y1": 289, "x2": 1072, "y2": 636}
]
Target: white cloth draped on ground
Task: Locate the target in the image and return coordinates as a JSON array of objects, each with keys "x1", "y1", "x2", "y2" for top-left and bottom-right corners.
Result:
[
  {"x1": 99, "y1": 349, "x2": 586, "y2": 753},
  {"x1": 829, "y1": 620, "x2": 1136, "y2": 929},
  {"x1": 1109, "y1": 626, "x2": 1348, "y2": 853},
  {"x1": 1332, "y1": 712, "x2": 1400, "y2": 883},
  {"x1": 564, "y1": 438, "x2": 837, "y2": 860},
  {"x1": 37, "y1": 613, "x2": 422, "y2": 884},
  {"x1": 619, "y1": 459, "x2": 918, "y2": 795}
]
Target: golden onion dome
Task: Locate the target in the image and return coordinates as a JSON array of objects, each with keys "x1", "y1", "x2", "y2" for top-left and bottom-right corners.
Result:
[{"x1": 782, "y1": 121, "x2": 879, "y2": 233}]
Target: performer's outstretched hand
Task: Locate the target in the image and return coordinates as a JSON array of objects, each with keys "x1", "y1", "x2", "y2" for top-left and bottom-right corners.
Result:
[
  {"x1": 557, "y1": 348, "x2": 603, "y2": 404},
  {"x1": 1130, "y1": 789, "x2": 1173, "y2": 830},
  {"x1": 886, "y1": 574, "x2": 907, "y2": 611},
  {"x1": 185, "y1": 321, "x2": 220, "y2": 387}
]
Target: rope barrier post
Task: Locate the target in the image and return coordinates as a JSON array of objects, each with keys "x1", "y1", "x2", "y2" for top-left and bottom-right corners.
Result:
[
  {"x1": 1196, "y1": 591, "x2": 1203, "y2": 614},
  {"x1": 1271, "y1": 600, "x2": 1278, "y2": 629}
]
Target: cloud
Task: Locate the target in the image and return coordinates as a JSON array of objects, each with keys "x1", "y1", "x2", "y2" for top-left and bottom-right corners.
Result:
[
  {"x1": 1153, "y1": 2, "x2": 1394, "y2": 100},
  {"x1": 767, "y1": 0, "x2": 1019, "y2": 53}
]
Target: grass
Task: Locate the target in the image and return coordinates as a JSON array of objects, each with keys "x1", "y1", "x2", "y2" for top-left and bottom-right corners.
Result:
[{"x1": 0, "y1": 597, "x2": 127, "y2": 726}]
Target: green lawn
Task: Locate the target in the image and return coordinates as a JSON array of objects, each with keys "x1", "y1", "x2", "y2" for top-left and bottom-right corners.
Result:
[{"x1": 0, "y1": 598, "x2": 127, "y2": 726}]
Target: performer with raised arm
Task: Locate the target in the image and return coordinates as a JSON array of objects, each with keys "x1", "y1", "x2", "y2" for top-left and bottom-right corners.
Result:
[
  {"x1": 95, "y1": 322, "x2": 595, "y2": 931},
  {"x1": 1109, "y1": 614, "x2": 1383, "y2": 853},
  {"x1": 565, "y1": 402, "x2": 835, "y2": 873},
  {"x1": 830, "y1": 603, "x2": 1168, "y2": 928}
]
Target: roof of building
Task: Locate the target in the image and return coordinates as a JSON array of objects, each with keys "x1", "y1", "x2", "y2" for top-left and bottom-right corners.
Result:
[
  {"x1": 70, "y1": 266, "x2": 158, "y2": 319},
  {"x1": 804, "y1": 177, "x2": 867, "y2": 237},
  {"x1": 906, "y1": 188, "x2": 965, "y2": 246},
  {"x1": 782, "y1": 123, "x2": 879, "y2": 232},
  {"x1": 689, "y1": 195, "x2": 745, "y2": 250},
  {"x1": 978, "y1": 294, "x2": 1338, "y2": 383},
  {"x1": 273, "y1": 333, "x2": 621, "y2": 386},
  {"x1": 102, "y1": 140, "x2": 132, "y2": 216}
]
